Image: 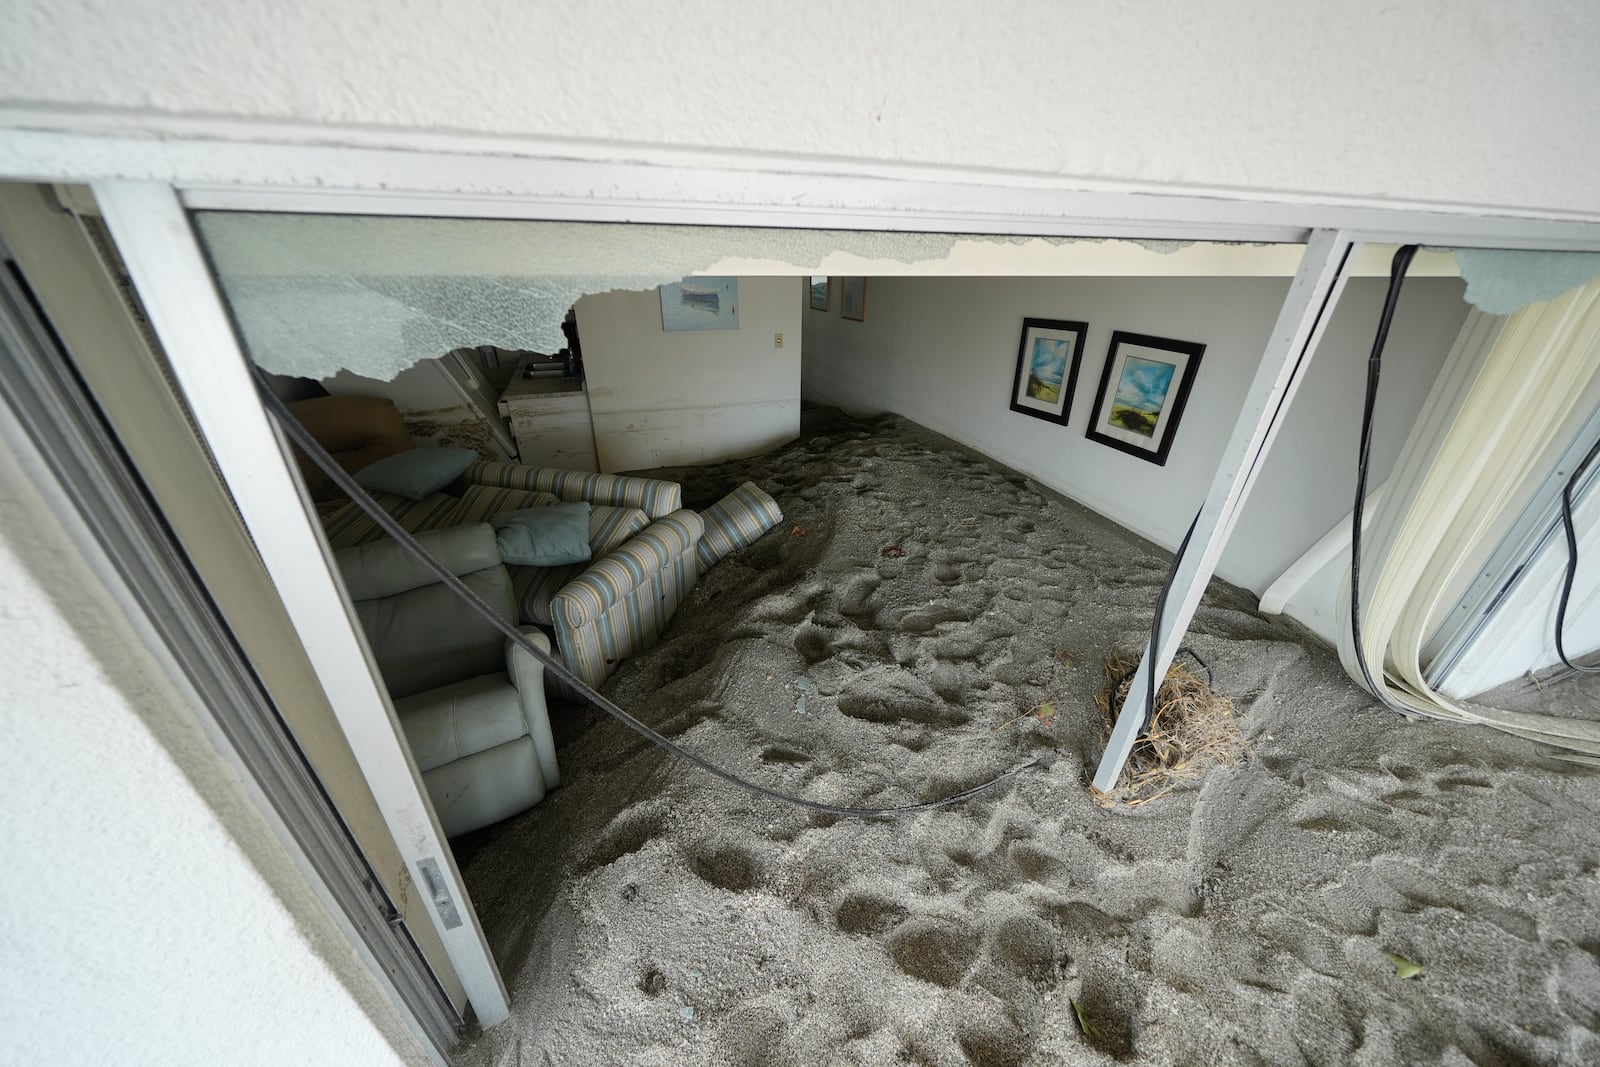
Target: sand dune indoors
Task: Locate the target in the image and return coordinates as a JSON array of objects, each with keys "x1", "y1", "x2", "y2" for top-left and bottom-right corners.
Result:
[{"x1": 457, "y1": 408, "x2": 1600, "y2": 1067}]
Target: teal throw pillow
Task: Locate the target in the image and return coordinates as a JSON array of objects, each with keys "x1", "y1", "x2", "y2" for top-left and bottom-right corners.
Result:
[
  {"x1": 353, "y1": 448, "x2": 477, "y2": 500},
  {"x1": 493, "y1": 503, "x2": 592, "y2": 568}
]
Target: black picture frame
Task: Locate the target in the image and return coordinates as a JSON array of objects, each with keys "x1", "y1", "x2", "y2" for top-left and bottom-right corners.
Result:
[
  {"x1": 1084, "y1": 330, "x2": 1205, "y2": 466},
  {"x1": 1008, "y1": 317, "x2": 1089, "y2": 426}
]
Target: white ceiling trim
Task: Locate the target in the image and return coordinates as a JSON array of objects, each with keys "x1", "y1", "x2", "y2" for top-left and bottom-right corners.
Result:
[{"x1": 3, "y1": 120, "x2": 1600, "y2": 252}]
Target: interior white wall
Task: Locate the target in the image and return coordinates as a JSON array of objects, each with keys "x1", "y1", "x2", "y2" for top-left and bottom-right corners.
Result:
[
  {"x1": 575, "y1": 278, "x2": 801, "y2": 472},
  {"x1": 3, "y1": 3, "x2": 1597, "y2": 218},
  {"x1": 0, "y1": 448, "x2": 425, "y2": 1066},
  {"x1": 803, "y1": 275, "x2": 1467, "y2": 595}
]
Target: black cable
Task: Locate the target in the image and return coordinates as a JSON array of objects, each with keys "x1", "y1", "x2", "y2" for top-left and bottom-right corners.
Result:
[
  {"x1": 1349, "y1": 244, "x2": 1419, "y2": 712},
  {"x1": 256, "y1": 373, "x2": 1036, "y2": 819},
  {"x1": 1179, "y1": 647, "x2": 1212, "y2": 687},
  {"x1": 1119, "y1": 243, "x2": 1351, "y2": 742},
  {"x1": 1105, "y1": 646, "x2": 1213, "y2": 735},
  {"x1": 1140, "y1": 511, "x2": 1202, "y2": 733},
  {"x1": 1556, "y1": 432, "x2": 1600, "y2": 673}
]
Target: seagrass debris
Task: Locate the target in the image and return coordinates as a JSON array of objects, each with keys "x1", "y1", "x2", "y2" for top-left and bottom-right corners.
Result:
[{"x1": 1091, "y1": 650, "x2": 1247, "y2": 807}]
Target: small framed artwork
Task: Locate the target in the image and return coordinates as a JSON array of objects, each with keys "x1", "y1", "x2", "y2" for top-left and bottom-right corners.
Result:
[
  {"x1": 1008, "y1": 317, "x2": 1088, "y2": 426},
  {"x1": 840, "y1": 277, "x2": 867, "y2": 321},
  {"x1": 1084, "y1": 331, "x2": 1206, "y2": 466},
  {"x1": 808, "y1": 276, "x2": 832, "y2": 311},
  {"x1": 660, "y1": 276, "x2": 739, "y2": 331}
]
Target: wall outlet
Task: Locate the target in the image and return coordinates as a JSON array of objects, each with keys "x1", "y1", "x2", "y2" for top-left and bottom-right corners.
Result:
[{"x1": 774, "y1": 333, "x2": 784, "y2": 348}]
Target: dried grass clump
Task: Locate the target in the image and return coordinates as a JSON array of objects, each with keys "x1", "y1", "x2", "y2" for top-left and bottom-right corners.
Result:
[{"x1": 1091, "y1": 650, "x2": 1246, "y2": 808}]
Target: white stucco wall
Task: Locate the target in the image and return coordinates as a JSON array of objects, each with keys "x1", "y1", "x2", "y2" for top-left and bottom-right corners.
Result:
[
  {"x1": 0, "y1": 447, "x2": 424, "y2": 1067},
  {"x1": 803, "y1": 275, "x2": 1467, "y2": 595},
  {"x1": 2, "y1": 2, "x2": 1598, "y2": 218},
  {"x1": 576, "y1": 278, "x2": 801, "y2": 472}
]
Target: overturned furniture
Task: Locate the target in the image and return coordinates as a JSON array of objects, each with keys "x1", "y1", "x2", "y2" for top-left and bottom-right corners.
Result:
[{"x1": 294, "y1": 394, "x2": 703, "y2": 693}]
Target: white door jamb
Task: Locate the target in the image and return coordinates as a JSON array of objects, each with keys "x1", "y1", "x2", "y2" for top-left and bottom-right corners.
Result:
[
  {"x1": 1092, "y1": 229, "x2": 1358, "y2": 792},
  {"x1": 92, "y1": 180, "x2": 511, "y2": 1028}
]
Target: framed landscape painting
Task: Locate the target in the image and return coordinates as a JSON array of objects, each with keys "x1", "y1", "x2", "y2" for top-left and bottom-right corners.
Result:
[
  {"x1": 660, "y1": 276, "x2": 739, "y2": 331},
  {"x1": 1008, "y1": 317, "x2": 1088, "y2": 426},
  {"x1": 840, "y1": 277, "x2": 867, "y2": 321},
  {"x1": 1085, "y1": 331, "x2": 1206, "y2": 466},
  {"x1": 808, "y1": 276, "x2": 831, "y2": 311}
]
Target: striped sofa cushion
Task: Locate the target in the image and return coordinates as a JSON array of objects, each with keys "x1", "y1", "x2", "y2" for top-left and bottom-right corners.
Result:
[
  {"x1": 549, "y1": 511, "x2": 704, "y2": 693},
  {"x1": 696, "y1": 481, "x2": 783, "y2": 568},
  {"x1": 553, "y1": 510, "x2": 704, "y2": 630},
  {"x1": 449, "y1": 484, "x2": 560, "y2": 525},
  {"x1": 466, "y1": 460, "x2": 683, "y2": 519},
  {"x1": 588, "y1": 504, "x2": 653, "y2": 559},
  {"x1": 509, "y1": 504, "x2": 652, "y2": 625}
]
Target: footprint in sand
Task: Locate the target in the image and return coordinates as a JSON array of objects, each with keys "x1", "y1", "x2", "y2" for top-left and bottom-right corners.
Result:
[
  {"x1": 989, "y1": 911, "x2": 1061, "y2": 984},
  {"x1": 836, "y1": 668, "x2": 967, "y2": 727},
  {"x1": 1290, "y1": 977, "x2": 1363, "y2": 1061},
  {"x1": 637, "y1": 965, "x2": 667, "y2": 997},
  {"x1": 792, "y1": 622, "x2": 833, "y2": 664},
  {"x1": 576, "y1": 803, "x2": 667, "y2": 874},
  {"x1": 1007, "y1": 840, "x2": 1068, "y2": 884},
  {"x1": 834, "y1": 892, "x2": 909, "y2": 936},
  {"x1": 956, "y1": 1019, "x2": 1033, "y2": 1067},
  {"x1": 885, "y1": 917, "x2": 979, "y2": 987},
  {"x1": 683, "y1": 841, "x2": 766, "y2": 893},
  {"x1": 895, "y1": 602, "x2": 970, "y2": 634},
  {"x1": 1370, "y1": 856, "x2": 1540, "y2": 942},
  {"x1": 836, "y1": 572, "x2": 882, "y2": 618}
]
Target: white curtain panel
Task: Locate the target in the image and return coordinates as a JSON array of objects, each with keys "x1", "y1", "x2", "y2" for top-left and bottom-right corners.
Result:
[{"x1": 1339, "y1": 279, "x2": 1600, "y2": 758}]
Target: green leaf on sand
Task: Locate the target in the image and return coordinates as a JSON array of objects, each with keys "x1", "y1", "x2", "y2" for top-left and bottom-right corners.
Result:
[
  {"x1": 1385, "y1": 952, "x2": 1425, "y2": 979},
  {"x1": 1071, "y1": 998, "x2": 1098, "y2": 1038},
  {"x1": 1035, "y1": 702, "x2": 1057, "y2": 723}
]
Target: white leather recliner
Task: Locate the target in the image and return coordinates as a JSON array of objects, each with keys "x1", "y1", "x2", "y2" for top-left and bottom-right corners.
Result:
[{"x1": 335, "y1": 524, "x2": 558, "y2": 837}]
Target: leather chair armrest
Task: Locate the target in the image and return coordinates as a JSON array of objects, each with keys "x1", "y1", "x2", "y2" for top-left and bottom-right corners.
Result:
[
  {"x1": 336, "y1": 523, "x2": 503, "y2": 601},
  {"x1": 504, "y1": 626, "x2": 559, "y2": 788}
]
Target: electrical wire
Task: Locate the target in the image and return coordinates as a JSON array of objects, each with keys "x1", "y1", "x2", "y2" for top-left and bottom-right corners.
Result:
[
  {"x1": 255, "y1": 373, "x2": 1037, "y2": 819},
  {"x1": 1556, "y1": 432, "x2": 1600, "y2": 673},
  {"x1": 1140, "y1": 511, "x2": 1201, "y2": 733},
  {"x1": 1348, "y1": 244, "x2": 1419, "y2": 713},
  {"x1": 1179, "y1": 646, "x2": 1212, "y2": 687}
]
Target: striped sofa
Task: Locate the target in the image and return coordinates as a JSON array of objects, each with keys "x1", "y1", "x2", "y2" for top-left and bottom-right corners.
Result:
[
  {"x1": 296, "y1": 391, "x2": 704, "y2": 694},
  {"x1": 295, "y1": 398, "x2": 808, "y2": 699}
]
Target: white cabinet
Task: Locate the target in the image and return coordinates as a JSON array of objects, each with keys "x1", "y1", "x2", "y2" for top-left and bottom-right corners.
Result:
[{"x1": 497, "y1": 369, "x2": 599, "y2": 473}]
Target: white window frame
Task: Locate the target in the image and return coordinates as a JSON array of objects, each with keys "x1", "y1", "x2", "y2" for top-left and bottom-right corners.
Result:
[
  {"x1": 3, "y1": 126, "x2": 1599, "y2": 1035},
  {"x1": 92, "y1": 182, "x2": 512, "y2": 1027}
]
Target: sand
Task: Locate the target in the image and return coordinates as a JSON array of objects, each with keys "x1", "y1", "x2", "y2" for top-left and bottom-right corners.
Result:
[{"x1": 454, "y1": 407, "x2": 1600, "y2": 1067}]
